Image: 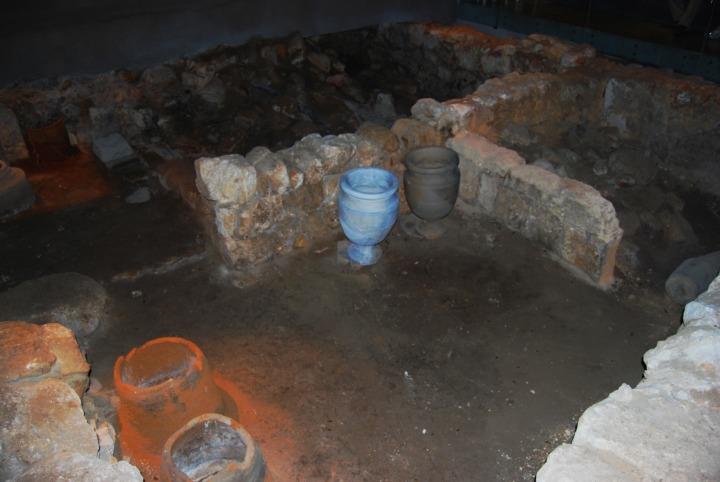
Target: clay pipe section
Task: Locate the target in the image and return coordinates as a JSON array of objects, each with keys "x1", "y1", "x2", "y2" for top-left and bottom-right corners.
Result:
[
  {"x1": 114, "y1": 337, "x2": 227, "y2": 480},
  {"x1": 161, "y1": 413, "x2": 268, "y2": 482}
]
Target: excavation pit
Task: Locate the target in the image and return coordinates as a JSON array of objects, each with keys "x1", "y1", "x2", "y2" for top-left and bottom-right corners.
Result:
[{"x1": 0, "y1": 21, "x2": 719, "y2": 481}]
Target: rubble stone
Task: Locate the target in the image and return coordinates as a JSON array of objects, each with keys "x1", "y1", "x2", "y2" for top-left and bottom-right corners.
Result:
[
  {"x1": 195, "y1": 154, "x2": 257, "y2": 205},
  {"x1": 0, "y1": 321, "x2": 90, "y2": 397},
  {"x1": 0, "y1": 272, "x2": 109, "y2": 337},
  {"x1": 355, "y1": 122, "x2": 400, "y2": 154},
  {"x1": 0, "y1": 378, "x2": 99, "y2": 480},
  {"x1": 0, "y1": 105, "x2": 29, "y2": 161},
  {"x1": 12, "y1": 452, "x2": 143, "y2": 482},
  {"x1": 0, "y1": 160, "x2": 34, "y2": 217},
  {"x1": 92, "y1": 133, "x2": 137, "y2": 169},
  {"x1": 248, "y1": 147, "x2": 291, "y2": 196}
]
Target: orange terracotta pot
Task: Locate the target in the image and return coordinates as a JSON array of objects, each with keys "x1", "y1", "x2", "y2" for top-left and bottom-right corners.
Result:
[
  {"x1": 114, "y1": 337, "x2": 228, "y2": 480},
  {"x1": 25, "y1": 119, "x2": 75, "y2": 162},
  {"x1": 160, "y1": 413, "x2": 268, "y2": 482}
]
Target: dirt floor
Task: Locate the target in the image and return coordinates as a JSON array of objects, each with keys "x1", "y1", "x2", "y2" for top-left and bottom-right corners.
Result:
[{"x1": 0, "y1": 152, "x2": 683, "y2": 481}]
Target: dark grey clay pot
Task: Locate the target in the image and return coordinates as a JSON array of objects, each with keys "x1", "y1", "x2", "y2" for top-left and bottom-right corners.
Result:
[{"x1": 403, "y1": 146, "x2": 460, "y2": 222}]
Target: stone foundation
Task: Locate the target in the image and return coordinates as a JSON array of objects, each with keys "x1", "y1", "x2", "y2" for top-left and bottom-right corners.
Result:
[{"x1": 188, "y1": 24, "x2": 720, "y2": 287}]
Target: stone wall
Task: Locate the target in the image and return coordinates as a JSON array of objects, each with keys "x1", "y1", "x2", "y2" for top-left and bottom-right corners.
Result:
[
  {"x1": 447, "y1": 132, "x2": 621, "y2": 286},
  {"x1": 187, "y1": 29, "x2": 621, "y2": 284},
  {"x1": 194, "y1": 132, "x2": 394, "y2": 266},
  {"x1": 2, "y1": 23, "x2": 719, "y2": 284}
]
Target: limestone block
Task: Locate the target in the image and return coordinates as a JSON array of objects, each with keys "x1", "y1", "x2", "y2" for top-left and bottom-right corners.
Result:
[
  {"x1": 683, "y1": 276, "x2": 720, "y2": 328},
  {"x1": 278, "y1": 134, "x2": 353, "y2": 185},
  {"x1": 280, "y1": 146, "x2": 323, "y2": 184},
  {"x1": 0, "y1": 161, "x2": 35, "y2": 217},
  {"x1": 0, "y1": 379, "x2": 99, "y2": 480},
  {"x1": 0, "y1": 105, "x2": 29, "y2": 161},
  {"x1": 322, "y1": 174, "x2": 341, "y2": 209},
  {"x1": 140, "y1": 65, "x2": 177, "y2": 86},
  {"x1": 195, "y1": 154, "x2": 257, "y2": 205},
  {"x1": 536, "y1": 443, "x2": 641, "y2": 482},
  {"x1": 0, "y1": 272, "x2": 109, "y2": 337},
  {"x1": 409, "y1": 99, "x2": 476, "y2": 135},
  {"x1": 571, "y1": 384, "x2": 720, "y2": 481},
  {"x1": 288, "y1": 166, "x2": 304, "y2": 190},
  {"x1": 355, "y1": 122, "x2": 400, "y2": 154},
  {"x1": 180, "y1": 71, "x2": 205, "y2": 90},
  {"x1": 649, "y1": 324, "x2": 720, "y2": 368},
  {"x1": 608, "y1": 147, "x2": 659, "y2": 186},
  {"x1": 13, "y1": 453, "x2": 143, "y2": 482},
  {"x1": 92, "y1": 133, "x2": 136, "y2": 169},
  {"x1": 556, "y1": 178, "x2": 622, "y2": 285},
  {"x1": 247, "y1": 146, "x2": 290, "y2": 196},
  {"x1": 224, "y1": 233, "x2": 279, "y2": 266},
  {"x1": 495, "y1": 164, "x2": 565, "y2": 249},
  {"x1": 559, "y1": 178, "x2": 620, "y2": 232},
  {"x1": 214, "y1": 204, "x2": 241, "y2": 240},
  {"x1": 447, "y1": 132, "x2": 525, "y2": 212},
  {"x1": 640, "y1": 326, "x2": 720, "y2": 405},
  {"x1": 480, "y1": 45, "x2": 516, "y2": 77},
  {"x1": 307, "y1": 51, "x2": 331, "y2": 73},
  {"x1": 310, "y1": 134, "x2": 355, "y2": 173},
  {"x1": 198, "y1": 78, "x2": 226, "y2": 105},
  {"x1": 600, "y1": 78, "x2": 642, "y2": 136},
  {"x1": 339, "y1": 133, "x2": 387, "y2": 168},
  {"x1": 390, "y1": 118, "x2": 445, "y2": 153},
  {"x1": 521, "y1": 34, "x2": 596, "y2": 71},
  {"x1": 0, "y1": 321, "x2": 90, "y2": 397},
  {"x1": 253, "y1": 195, "x2": 284, "y2": 232}
]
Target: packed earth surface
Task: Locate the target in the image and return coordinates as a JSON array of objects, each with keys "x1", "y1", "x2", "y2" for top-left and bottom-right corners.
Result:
[{"x1": 2, "y1": 23, "x2": 715, "y2": 481}]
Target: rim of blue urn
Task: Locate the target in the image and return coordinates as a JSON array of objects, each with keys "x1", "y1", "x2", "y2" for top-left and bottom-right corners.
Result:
[{"x1": 341, "y1": 167, "x2": 398, "y2": 200}]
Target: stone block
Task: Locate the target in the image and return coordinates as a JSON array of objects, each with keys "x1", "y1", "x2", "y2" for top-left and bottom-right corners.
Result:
[
  {"x1": 0, "y1": 379, "x2": 99, "y2": 480},
  {"x1": 400, "y1": 106, "x2": 466, "y2": 140},
  {"x1": 92, "y1": 133, "x2": 137, "y2": 169},
  {"x1": 195, "y1": 154, "x2": 257, "y2": 205},
  {"x1": 253, "y1": 195, "x2": 284, "y2": 232},
  {"x1": 448, "y1": 132, "x2": 525, "y2": 212},
  {"x1": 248, "y1": 146, "x2": 290, "y2": 196},
  {"x1": 279, "y1": 146, "x2": 324, "y2": 185},
  {"x1": 556, "y1": 179, "x2": 622, "y2": 285},
  {"x1": 13, "y1": 453, "x2": 143, "y2": 482},
  {"x1": 683, "y1": 278, "x2": 720, "y2": 328},
  {"x1": 0, "y1": 272, "x2": 109, "y2": 337},
  {"x1": 571, "y1": 384, "x2": 720, "y2": 481},
  {"x1": 536, "y1": 443, "x2": 641, "y2": 482},
  {"x1": 0, "y1": 321, "x2": 90, "y2": 397},
  {"x1": 521, "y1": 34, "x2": 596, "y2": 71},
  {"x1": 640, "y1": 325, "x2": 720, "y2": 405},
  {"x1": 214, "y1": 204, "x2": 242, "y2": 239},
  {"x1": 0, "y1": 161, "x2": 35, "y2": 218},
  {"x1": 339, "y1": 132, "x2": 388, "y2": 168},
  {"x1": 308, "y1": 134, "x2": 355, "y2": 174},
  {"x1": 0, "y1": 104, "x2": 29, "y2": 161},
  {"x1": 355, "y1": 122, "x2": 400, "y2": 154}
]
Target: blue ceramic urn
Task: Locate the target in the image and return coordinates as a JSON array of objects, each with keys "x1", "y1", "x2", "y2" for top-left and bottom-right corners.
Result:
[{"x1": 339, "y1": 167, "x2": 399, "y2": 265}]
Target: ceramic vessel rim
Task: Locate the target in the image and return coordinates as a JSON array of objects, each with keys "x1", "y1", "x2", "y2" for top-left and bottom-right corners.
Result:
[
  {"x1": 404, "y1": 146, "x2": 459, "y2": 174},
  {"x1": 341, "y1": 167, "x2": 398, "y2": 200}
]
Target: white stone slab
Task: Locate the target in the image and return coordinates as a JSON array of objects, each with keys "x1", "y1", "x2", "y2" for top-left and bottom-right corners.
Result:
[{"x1": 92, "y1": 133, "x2": 137, "y2": 169}]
